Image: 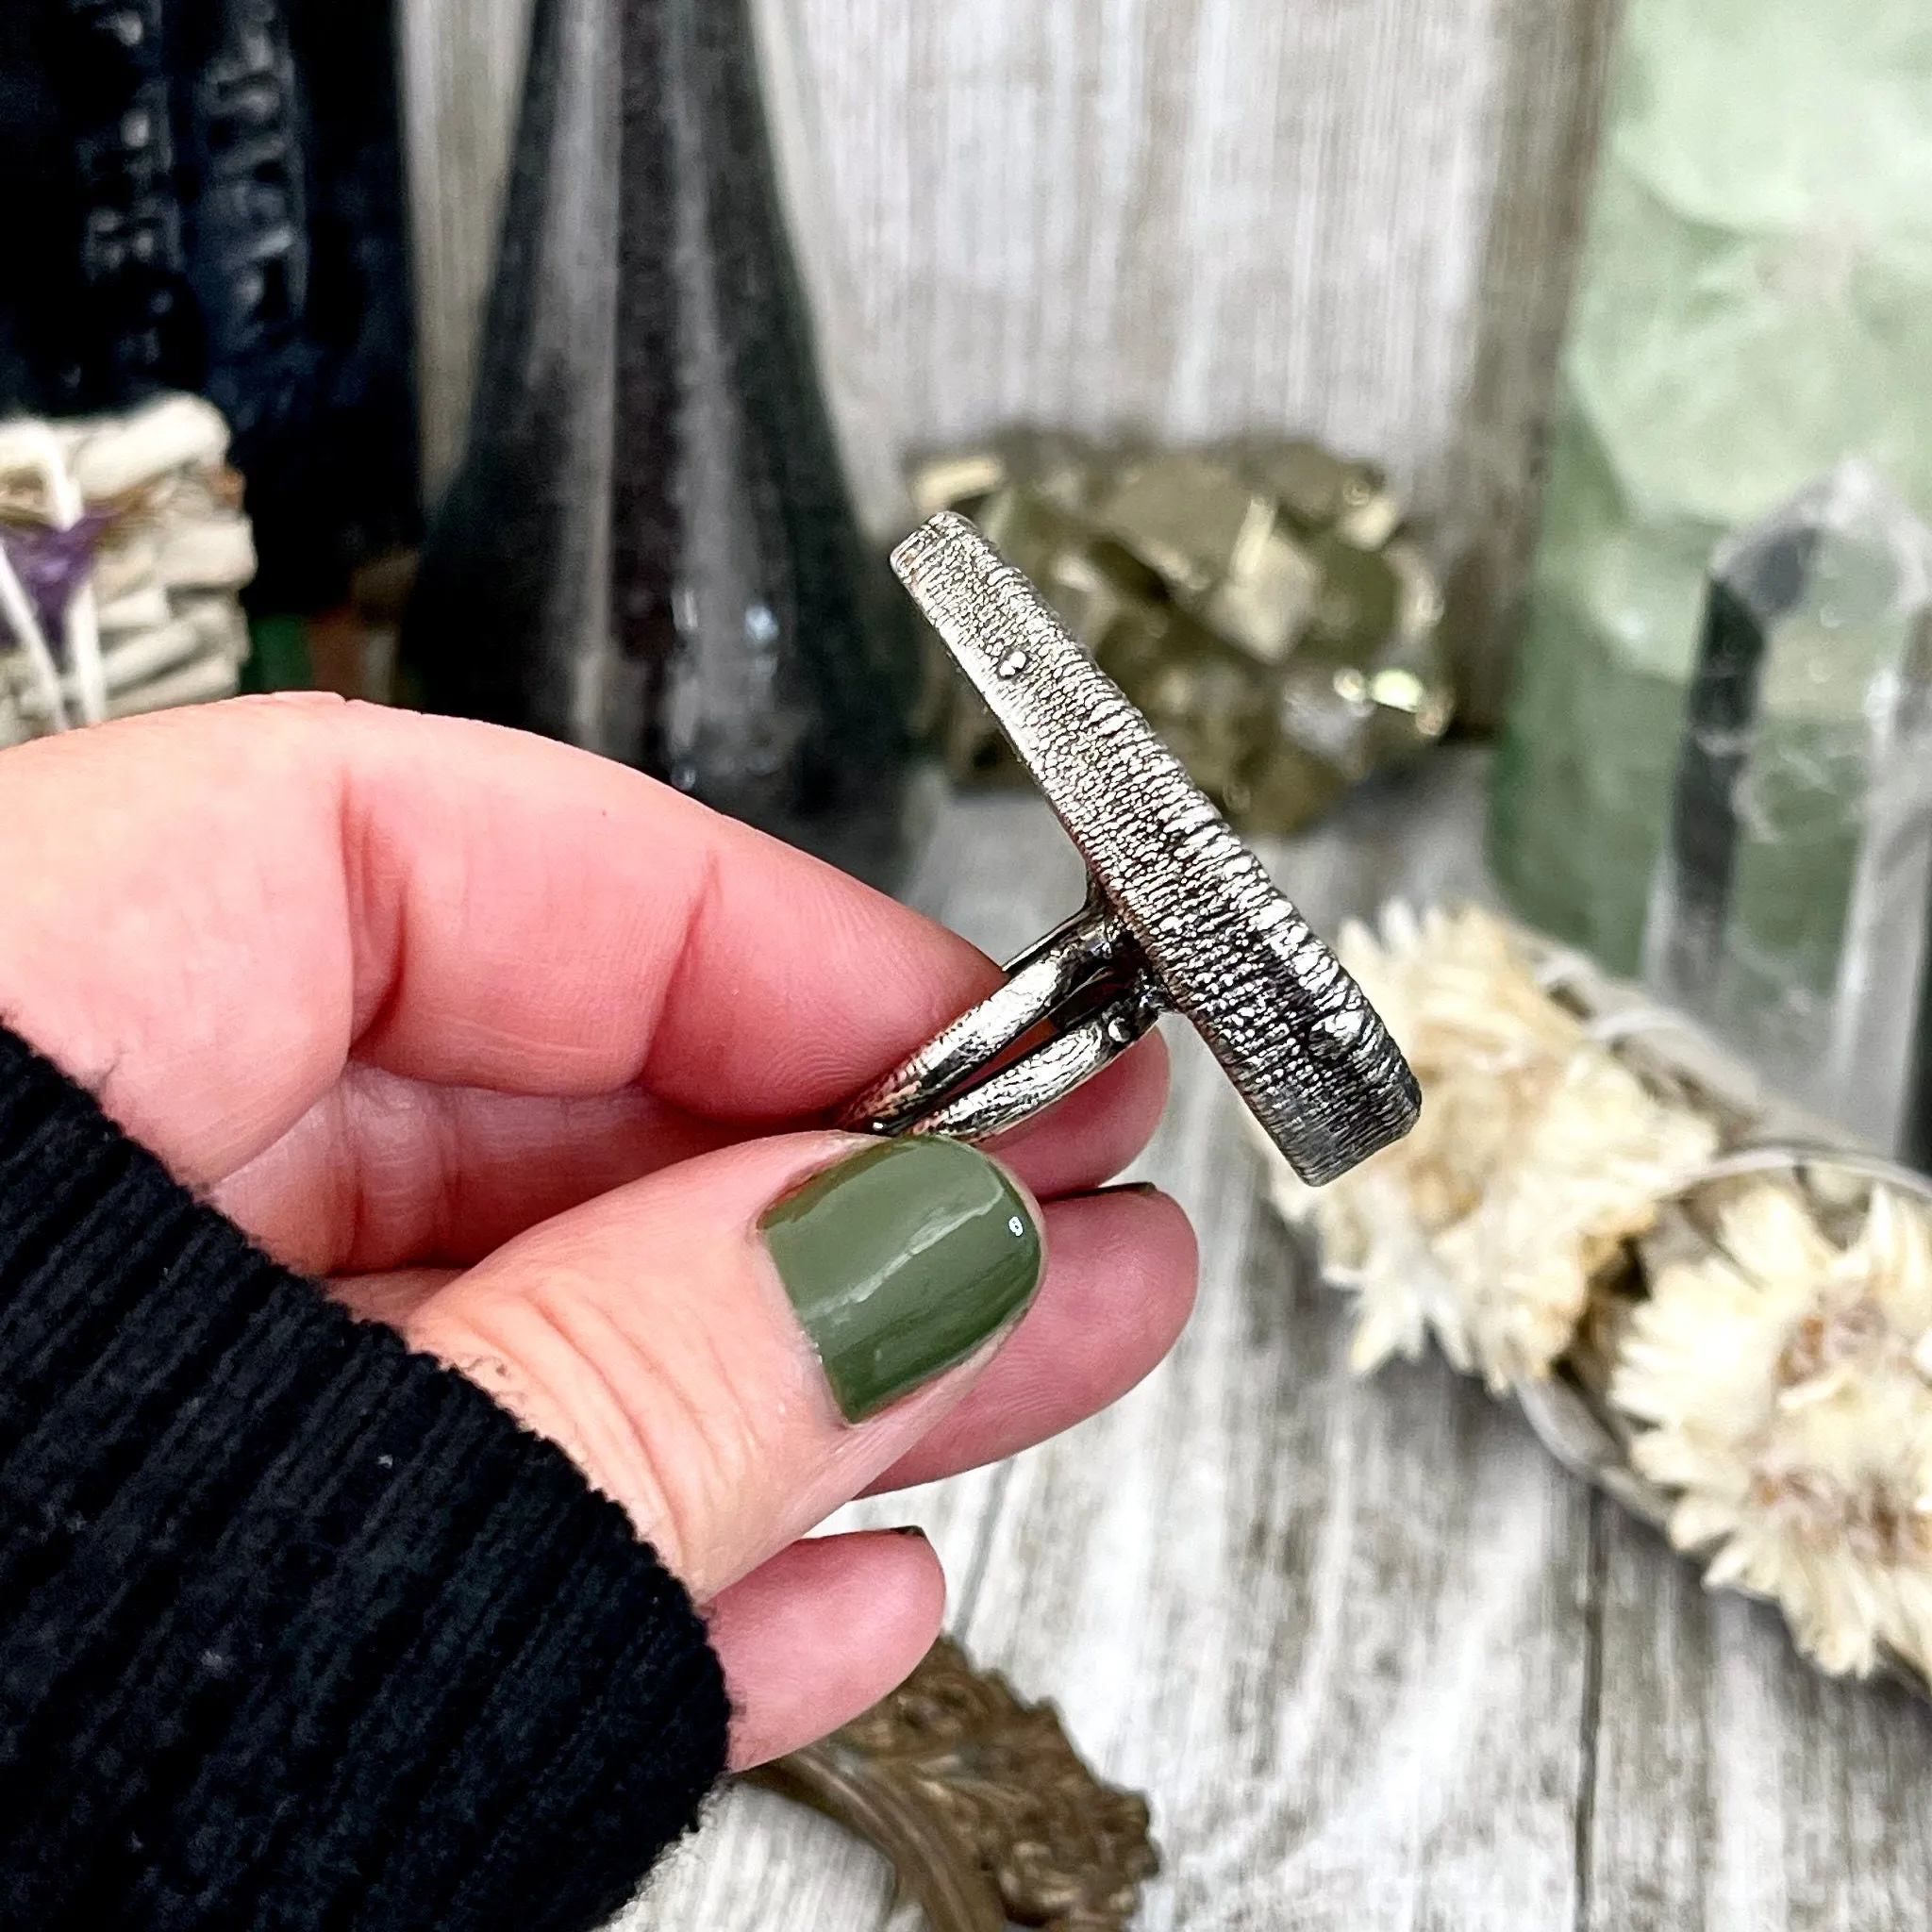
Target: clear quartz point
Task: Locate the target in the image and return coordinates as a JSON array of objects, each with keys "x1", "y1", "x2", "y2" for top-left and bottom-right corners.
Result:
[{"x1": 1644, "y1": 459, "x2": 1932, "y2": 1148}]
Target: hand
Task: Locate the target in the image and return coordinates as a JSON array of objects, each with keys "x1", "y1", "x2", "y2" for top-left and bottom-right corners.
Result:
[{"x1": 0, "y1": 695, "x2": 1194, "y2": 1766}]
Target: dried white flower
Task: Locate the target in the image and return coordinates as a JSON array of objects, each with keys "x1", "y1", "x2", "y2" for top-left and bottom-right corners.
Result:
[
  {"x1": 1262, "y1": 904, "x2": 1717, "y2": 1391},
  {"x1": 1612, "y1": 1183, "x2": 1932, "y2": 1679}
]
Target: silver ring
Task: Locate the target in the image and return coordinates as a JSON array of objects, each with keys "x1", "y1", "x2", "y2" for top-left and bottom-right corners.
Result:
[{"x1": 840, "y1": 512, "x2": 1420, "y2": 1188}]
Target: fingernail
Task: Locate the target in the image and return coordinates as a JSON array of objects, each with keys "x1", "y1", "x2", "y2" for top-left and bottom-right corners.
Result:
[{"x1": 759, "y1": 1138, "x2": 1044, "y2": 1424}]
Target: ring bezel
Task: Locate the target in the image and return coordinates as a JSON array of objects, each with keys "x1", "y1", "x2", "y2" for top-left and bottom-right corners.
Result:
[{"x1": 842, "y1": 512, "x2": 1420, "y2": 1186}]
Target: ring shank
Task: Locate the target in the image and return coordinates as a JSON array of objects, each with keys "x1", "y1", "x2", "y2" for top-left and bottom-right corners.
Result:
[{"x1": 838, "y1": 892, "x2": 1168, "y2": 1141}]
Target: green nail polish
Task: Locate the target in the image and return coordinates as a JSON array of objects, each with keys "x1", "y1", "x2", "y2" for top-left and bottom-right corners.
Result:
[{"x1": 759, "y1": 1138, "x2": 1044, "y2": 1424}]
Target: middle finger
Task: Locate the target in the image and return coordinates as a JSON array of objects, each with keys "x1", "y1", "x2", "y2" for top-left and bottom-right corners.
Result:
[{"x1": 215, "y1": 1035, "x2": 1172, "y2": 1275}]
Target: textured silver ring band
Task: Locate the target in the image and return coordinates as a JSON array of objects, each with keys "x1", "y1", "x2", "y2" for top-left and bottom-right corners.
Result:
[{"x1": 837, "y1": 511, "x2": 1422, "y2": 1189}]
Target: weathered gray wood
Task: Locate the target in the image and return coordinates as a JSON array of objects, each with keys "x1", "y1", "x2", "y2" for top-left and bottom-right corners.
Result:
[
  {"x1": 1585, "y1": 1507, "x2": 1932, "y2": 1932},
  {"x1": 947, "y1": 759, "x2": 1591, "y2": 1930},
  {"x1": 801, "y1": 0, "x2": 1618, "y2": 724},
  {"x1": 399, "y1": 0, "x2": 1616, "y2": 717},
  {"x1": 960, "y1": 1029, "x2": 1593, "y2": 1932}
]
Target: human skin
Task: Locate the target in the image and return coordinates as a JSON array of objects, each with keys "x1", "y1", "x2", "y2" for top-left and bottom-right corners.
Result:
[{"x1": 0, "y1": 694, "x2": 1196, "y2": 1768}]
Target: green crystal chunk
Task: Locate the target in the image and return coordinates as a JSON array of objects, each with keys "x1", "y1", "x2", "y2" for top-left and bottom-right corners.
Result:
[{"x1": 1492, "y1": 0, "x2": 1932, "y2": 974}]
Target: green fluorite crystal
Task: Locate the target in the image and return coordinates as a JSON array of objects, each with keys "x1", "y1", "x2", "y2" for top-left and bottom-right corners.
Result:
[{"x1": 1491, "y1": 0, "x2": 1932, "y2": 974}]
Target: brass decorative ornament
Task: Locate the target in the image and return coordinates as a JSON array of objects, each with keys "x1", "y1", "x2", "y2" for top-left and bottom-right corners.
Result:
[{"x1": 748, "y1": 1638, "x2": 1158, "y2": 1932}]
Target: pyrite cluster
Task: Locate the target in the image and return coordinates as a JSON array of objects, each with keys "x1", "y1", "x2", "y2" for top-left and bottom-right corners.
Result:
[{"x1": 910, "y1": 436, "x2": 1452, "y2": 833}]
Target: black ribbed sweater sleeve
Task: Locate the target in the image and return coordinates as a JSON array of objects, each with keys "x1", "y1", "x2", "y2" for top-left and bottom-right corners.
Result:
[{"x1": 0, "y1": 1024, "x2": 729, "y2": 1930}]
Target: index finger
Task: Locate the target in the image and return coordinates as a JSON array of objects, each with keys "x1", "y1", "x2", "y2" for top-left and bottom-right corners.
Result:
[{"x1": 0, "y1": 695, "x2": 1003, "y2": 1181}]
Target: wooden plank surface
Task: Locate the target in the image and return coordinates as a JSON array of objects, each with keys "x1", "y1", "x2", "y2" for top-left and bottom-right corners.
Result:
[
  {"x1": 950, "y1": 760, "x2": 1591, "y2": 1932},
  {"x1": 398, "y1": 0, "x2": 1618, "y2": 720},
  {"x1": 1586, "y1": 1508, "x2": 1932, "y2": 1932},
  {"x1": 618, "y1": 750, "x2": 1932, "y2": 1928}
]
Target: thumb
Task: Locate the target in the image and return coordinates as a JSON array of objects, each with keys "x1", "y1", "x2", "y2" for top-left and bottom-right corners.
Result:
[{"x1": 402, "y1": 1131, "x2": 1043, "y2": 1602}]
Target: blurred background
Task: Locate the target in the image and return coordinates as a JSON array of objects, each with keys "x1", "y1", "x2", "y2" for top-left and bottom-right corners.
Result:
[
  {"x1": 3, "y1": 0, "x2": 1929, "y2": 1155},
  {"x1": 406, "y1": 0, "x2": 1609, "y2": 728}
]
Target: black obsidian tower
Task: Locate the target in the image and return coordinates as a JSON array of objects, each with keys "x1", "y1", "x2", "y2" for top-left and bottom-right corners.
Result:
[{"x1": 402, "y1": 0, "x2": 918, "y2": 888}]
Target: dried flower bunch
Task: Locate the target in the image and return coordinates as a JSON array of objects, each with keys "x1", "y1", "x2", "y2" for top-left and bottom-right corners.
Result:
[
  {"x1": 1258, "y1": 899, "x2": 1932, "y2": 1691},
  {"x1": 1616, "y1": 1182, "x2": 1932, "y2": 1680},
  {"x1": 1265, "y1": 903, "x2": 1717, "y2": 1391},
  {"x1": 0, "y1": 393, "x2": 255, "y2": 747}
]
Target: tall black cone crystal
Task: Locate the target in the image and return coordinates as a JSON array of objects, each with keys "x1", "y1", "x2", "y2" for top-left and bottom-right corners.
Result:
[
  {"x1": 400, "y1": 0, "x2": 621, "y2": 747},
  {"x1": 404, "y1": 0, "x2": 917, "y2": 886}
]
